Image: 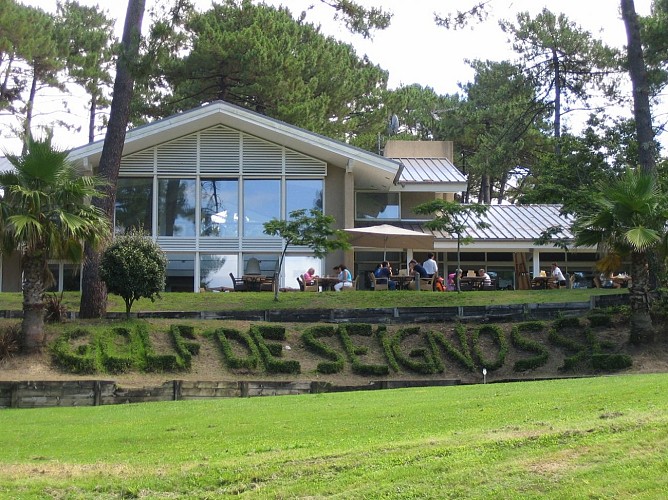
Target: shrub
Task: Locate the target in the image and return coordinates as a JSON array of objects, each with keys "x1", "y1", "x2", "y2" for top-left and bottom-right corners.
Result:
[
  {"x1": 511, "y1": 322, "x2": 549, "y2": 372},
  {"x1": 591, "y1": 353, "x2": 633, "y2": 370},
  {"x1": 251, "y1": 325, "x2": 300, "y2": 374},
  {"x1": 44, "y1": 292, "x2": 68, "y2": 323},
  {"x1": 214, "y1": 327, "x2": 260, "y2": 370},
  {"x1": 471, "y1": 324, "x2": 508, "y2": 371},
  {"x1": 588, "y1": 314, "x2": 612, "y2": 328},
  {"x1": 301, "y1": 325, "x2": 344, "y2": 374},
  {"x1": 339, "y1": 324, "x2": 389, "y2": 376},
  {"x1": 391, "y1": 327, "x2": 440, "y2": 375},
  {"x1": 100, "y1": 228, "x2": 168, "y2": 318},
  {"x1": 427, "y1": 323, "x2": 475, "y2": 371},
  {"x1": 51, "y1": 328, "x2": 97, "y2": 374},
  {"x1": 0, "y1": 324, "x2": 21, "y2": 361}
]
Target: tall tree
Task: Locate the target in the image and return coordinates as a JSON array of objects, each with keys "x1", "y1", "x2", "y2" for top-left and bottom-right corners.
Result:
[
  {"x1": 132, "y1": 0, "x2": 388, "y2": 141},
  {"x1": 458, "y1": 59, "x2": 550, "y2": 203},
  {"x1": 621, "y1": 0, "x2": 657, "y2": 177},
  {"x1": 79, "y1": 0, "x2": 146, "y2": 319},
  {"x1": 56, "y1": 1, "x2": 116, "y2": 143},
  {"x1": 0, "y1": 136, "x2": 109, "y2": 352},
  {"x1": 499, "y1": 8, "x2": 616, "y2": 154}
]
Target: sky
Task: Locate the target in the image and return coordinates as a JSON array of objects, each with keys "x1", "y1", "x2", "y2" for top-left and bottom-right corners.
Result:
[{"x1": 1, "y1": 0, "x2": 659, "y2": 154}]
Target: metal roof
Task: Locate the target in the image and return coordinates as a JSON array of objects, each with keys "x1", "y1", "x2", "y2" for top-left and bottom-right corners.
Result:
[
  {"x1": 396, "y1": 204, "x2": 575, "y2": 243},
  {"x1": 395, "y1": 157, "x2": 466, "y2": 184}
]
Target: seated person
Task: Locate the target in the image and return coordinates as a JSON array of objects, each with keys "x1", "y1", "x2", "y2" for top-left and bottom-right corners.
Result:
[
  {"x1": 377, "y1": 261, "x2": 397, "y2": 290},
  {"x1": 407, "y1": 259, "x2": 428, "y2": 290},
  {"x1": 446, "y1": 271, "x2": 457, "y2": 291},
  {"x1": 302, "y1": 267, "x2": 318, "y2": 285},
  {"x1": 478, "y1": 268, "x2": 492, "y2": 285},
  {"x1": 333, "y1": 264, "x2": 353, "y2": 291}
]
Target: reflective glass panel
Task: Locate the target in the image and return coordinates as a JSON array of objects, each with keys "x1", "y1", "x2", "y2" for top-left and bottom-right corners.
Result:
[
  {"x1": 286, "y1": 179, "x2": 323, "y2": 216},
  {"x1": 115, "y1": 178, "x2": 153, "y2": 234},
  {"x1": 356, "y1": 192, "x2": 400, "y2": 219},
  {"x1": 165, "y1": 253, "x2": 195, "y2": 292},
  {"x1": 243, "y1": 179, "x2": 280, "y2": 237},
  {"x1": 200, "y1": 179, "x2": 239, "y2": 237},
  {"x1": 158, "y1": 179, "x2": 196, "y2": 236},
  {"x1": 200, "y1": 254, "x2": 238, "y2": 289}
]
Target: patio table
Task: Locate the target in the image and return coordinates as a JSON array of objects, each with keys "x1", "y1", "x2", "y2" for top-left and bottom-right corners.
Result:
[
  {"x1": 317, "y1": 276, "x2": 341, "y2": 291},
  {"x1": 242, "y1": 275, "x2": 267, "y2": 292}
]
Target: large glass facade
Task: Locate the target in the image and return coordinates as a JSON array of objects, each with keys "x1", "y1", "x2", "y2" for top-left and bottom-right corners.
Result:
[
  {"x1": 158, "y1": 179, "x2": 196, "y2": 236},
  {"x1": 243, "y1": 179, "x2": 280, "y2": 237},
  {"x1": 200, "y1": 179, "x2": 239, "y2": 237},
  {"x1": 165, "y1": 253, "x2": 195, "y2": 292},
  {"x1": 286, "y1": 179, "x2": 323, "y2": 215},
  {"x1": 200, "y1": 254, "x2": 238, "y2": 289},
  {"x1": 356, "y1": 192, "x2": 400, "y2": 220},
  {"x1": 115, "y1": 178, "x2": 153, "y2": 234}
]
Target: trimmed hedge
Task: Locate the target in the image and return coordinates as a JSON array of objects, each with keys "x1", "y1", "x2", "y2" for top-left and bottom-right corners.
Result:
[
  {"x1": 391, "y1": 327, "x2": 441, "y2": 375},
  {"x1": 339, "y1": 324, "x2": 389, "y2": 376},
  {"x1": 511, "y1": 322, "x2": 549, "y2": 372},
  {"x1": 427, "y1": 323, "x2": 475, "y2": 371},
  {"x1": 213, "y1": 327, "x2": 260, "y2": 370},
  {"x1": 301, "y1": 325, "x2": 344, "y2": 374},
  {"x1": 251, "y1": 325, "x2": 300, "y2": 374},
  {"x1": 471, "y1": 324, "x2": 508, "y2": 371}
]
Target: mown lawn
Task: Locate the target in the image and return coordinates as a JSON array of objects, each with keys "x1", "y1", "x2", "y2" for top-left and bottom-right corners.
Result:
[
  {"x1": 0, "y1": 373, "x2": 666, "y2": 498},
  {"x1": 0, "y1": 287, "x2": 625, "y2": 313}
]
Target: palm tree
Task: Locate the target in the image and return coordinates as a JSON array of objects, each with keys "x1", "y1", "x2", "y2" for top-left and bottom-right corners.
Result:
[
  {"x1": 572, "y1": 168, "x2": 668, "y2": 344},
  {"x1": 0, "y1": 137, "x2": 110, "y2": 352}
]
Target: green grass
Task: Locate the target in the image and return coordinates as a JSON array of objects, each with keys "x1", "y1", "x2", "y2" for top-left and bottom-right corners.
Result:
[
  {"x1": 0, "y1": 373, "x2": 666, "y2": 498},
  {"x1": 1, "y1": 287, "x2": 626, "y2": 313}
]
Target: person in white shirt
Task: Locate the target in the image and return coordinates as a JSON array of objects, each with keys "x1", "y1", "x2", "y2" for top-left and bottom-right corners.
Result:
[
  {"x1": 422, "y1": 253, "x2": 438, "y2": 277},
  {"x1": 478, "y1": 268, "x2": 492, "y2": 285},
  {"x1": 551, "y1": 262, "x2": 567, "y2": 287}
]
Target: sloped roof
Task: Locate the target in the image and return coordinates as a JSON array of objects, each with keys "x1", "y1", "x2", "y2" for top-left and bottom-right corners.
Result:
[
  {"x1": 67, "y1": 101, "x2": 402, "y2": 191},
  {"x1": 389, "y1": 157, "x2": 467, "y2": 193},
  {"x1": 396, "y1": 157, "x2": 466, "y2": 184},
  {"x1": 395, "y1": 204, "x2": 584, "y2": 251}
]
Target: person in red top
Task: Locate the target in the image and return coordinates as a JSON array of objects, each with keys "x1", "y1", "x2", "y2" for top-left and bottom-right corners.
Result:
[{"x1": 302, "y1": 267, "x2": 318, "y2": 285}]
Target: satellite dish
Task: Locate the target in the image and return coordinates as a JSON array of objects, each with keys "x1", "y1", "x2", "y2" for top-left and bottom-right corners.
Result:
[{"x1": 388, "y1": 114, "x2": 399, "y2": 136}]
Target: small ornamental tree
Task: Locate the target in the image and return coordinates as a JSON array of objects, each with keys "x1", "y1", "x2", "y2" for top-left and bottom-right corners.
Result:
[
  {"x1": 413, "y1": 200, "x2": 489, "y2": 292},
  {"x1": 99, "y1": 229, "x2": 167, "y2": 318},
  {"x1": 264, "y1": 209, "x2": 351, "y2": 301}
]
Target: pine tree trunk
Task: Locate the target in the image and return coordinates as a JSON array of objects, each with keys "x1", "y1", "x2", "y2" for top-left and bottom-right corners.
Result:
[
  {"x1": 621, "y1": 0, "x2": 656, "y2": 177},
  {"x1": 79, "y1": 0, "x2": 146, "y2": 319}
]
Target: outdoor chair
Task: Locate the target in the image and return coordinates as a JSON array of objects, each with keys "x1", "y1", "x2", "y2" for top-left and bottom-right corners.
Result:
[
  {"x1": 229, "y1": 273, "x2": 248, "y2": 292},
  {"x1": 369, "y1": 272, "x2": 388, "y2": 291},
  {"x1": 297, "y1": 276, "x2": 318, "y2": 292},
  {"x1": 419, "y1": 276, "x2": 434, "y2": 291},
  {"x1": 342, "y1": 274, "x2": 358, "y2": 291},
  {"x1": 260, "y1": 274, "x2": 275, "y2": 292},
  {"x1": 482, "y1": 279, "x2": 496, "y2": 291}
]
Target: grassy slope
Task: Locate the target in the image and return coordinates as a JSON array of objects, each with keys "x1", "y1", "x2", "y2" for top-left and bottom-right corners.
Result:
[
  {"x1": 0, "y1": 288, "x2": 627, "y2": 312},
  {"x1": 0, "y1": 374, "x2": 666, "y2": 498}
]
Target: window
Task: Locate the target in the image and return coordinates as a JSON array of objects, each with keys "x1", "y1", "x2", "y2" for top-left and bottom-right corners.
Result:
[
  {"x1": 200, "y1": 179, "x2": 239, "y2": 237},
  {"x1": 356, "y1": 192, "x2": 400, "y2": 220},
  {"x1": 115, "y1": 178, "x2": 153, "y2": 234},
  {"x1": 286, "y1": 179, "x2": 323, "y2": 215},
  {"x1": 243, "y1": 179, "x2": 280, "y2": 237},
  {"x1": 200, "y1": 254, "x2": 238, "y2": 289},
  {"x1": 158, "y1": 179, "x2": 196, "y2": 237},
  {"x1": 165, "y1": 253, "x2": 195, "y2": 292}
]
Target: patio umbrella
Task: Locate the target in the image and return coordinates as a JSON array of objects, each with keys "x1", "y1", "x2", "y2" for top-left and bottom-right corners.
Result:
[{"x1": 343, "y1": 224, "x2": 434, "y2": 259}]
